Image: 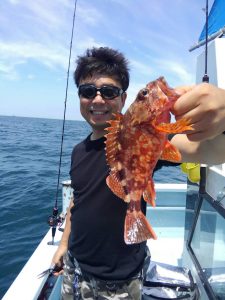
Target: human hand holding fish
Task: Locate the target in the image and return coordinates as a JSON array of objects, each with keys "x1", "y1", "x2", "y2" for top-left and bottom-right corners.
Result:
[
  {"x1": 50, "y1": 246, "x2": 65, "y2": 276},
  {"x1": 105, "y1": 77, "x2": 193, "y2": 245},
  {"x1": 37, "y1": 263, "x2": 64, "y2": 279},
  {"x1": 173, "y1": 83, "x2": 225, "y2": 141}
]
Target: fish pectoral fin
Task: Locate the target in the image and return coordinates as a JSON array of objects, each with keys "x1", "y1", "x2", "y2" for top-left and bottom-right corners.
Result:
[
  {"x1": 124, "y1": 210, "x2": 157, "y2": 244},
  {"x1": 143, "y1": 179, "x2": 156, "y2": 207},
  {"x1": 153, "y1": 118, "x2": 193, "y2": 133},
  {"x1": 160, "y1": 140, "x2": 181, "y2": 162},
  {"x1": 106, "y1": 173, "x2": 126, "y2": 201}
]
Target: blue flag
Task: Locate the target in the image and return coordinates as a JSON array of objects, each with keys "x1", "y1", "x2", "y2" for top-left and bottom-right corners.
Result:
[{"x1": 199, "y1": 0, "x2": 225, "y2": 42}]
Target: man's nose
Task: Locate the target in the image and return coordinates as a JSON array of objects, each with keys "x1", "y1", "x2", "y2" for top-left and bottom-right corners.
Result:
[{"x1": 92, "y1": 91, "x2": 105, "y2": 103}]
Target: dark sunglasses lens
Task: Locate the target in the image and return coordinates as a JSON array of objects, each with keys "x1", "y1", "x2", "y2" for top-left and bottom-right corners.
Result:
[
  {"x1": 79, "y1": 85, "x2": 122, "y2": 100},
  {"x1": 79, "y1": 86, "x2": 96, "y2": 99},
  {"x1": 101, "y1": 87, "x2": 119, "y2": 99}
]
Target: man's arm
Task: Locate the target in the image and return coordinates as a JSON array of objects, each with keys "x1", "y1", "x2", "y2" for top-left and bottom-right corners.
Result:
[
  {"x1": 171, "y1": 133, "x2": 225, "y2": 164},
  {"x1": 52, "y1": 198, "x2": 74, "y2": 275}
]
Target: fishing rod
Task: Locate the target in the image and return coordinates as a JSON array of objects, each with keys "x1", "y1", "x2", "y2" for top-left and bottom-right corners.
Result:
[
  {"x1": 47, "y1": 0, "x2": 78, "y2": 245},
  {"x1": 202, "y1": 0, "x2": 209, "y2": 84},
  {"x1": 199, "y1": 0, "x2": 209, "y2": 194}
]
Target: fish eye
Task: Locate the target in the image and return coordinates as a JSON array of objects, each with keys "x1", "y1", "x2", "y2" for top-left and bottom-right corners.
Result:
[{"x1": 141, "y1": 89, "x2": 148, "y2": 96}]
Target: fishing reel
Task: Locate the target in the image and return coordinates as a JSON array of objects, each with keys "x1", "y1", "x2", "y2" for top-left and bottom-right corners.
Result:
[
  {"x1": 47, "y1": 207, "x2": 65, "y2": 245},
  {"x1": 47, "y1": 207, "x2": 64, "y2": 228}
]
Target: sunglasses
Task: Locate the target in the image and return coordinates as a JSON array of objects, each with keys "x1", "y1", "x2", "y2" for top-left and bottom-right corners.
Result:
[{"x1": 78, "y1": 84, "x2": 124, "y2": 100}]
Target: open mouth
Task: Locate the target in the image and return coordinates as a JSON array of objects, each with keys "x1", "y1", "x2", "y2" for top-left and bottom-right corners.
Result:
[
  {"x1": 92, "y1": 111, "x2": 107, "y2": 115},
  {"x1": 90, "y1": 108, "x2": 109, "y2": 115}
]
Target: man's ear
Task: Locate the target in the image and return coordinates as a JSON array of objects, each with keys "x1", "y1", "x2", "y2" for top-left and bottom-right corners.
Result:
[{"x1": 121, "y1": 92, "x2": 127, "y2": 108}]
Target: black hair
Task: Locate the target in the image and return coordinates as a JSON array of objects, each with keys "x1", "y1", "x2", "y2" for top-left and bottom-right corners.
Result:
[{"x1": 74, "y1": 47, "x2": 130, "y2": 91}]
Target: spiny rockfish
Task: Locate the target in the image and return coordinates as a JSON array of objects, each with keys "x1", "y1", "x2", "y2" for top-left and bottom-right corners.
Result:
[{"x1": 105, "y1": 77, "x2": 192, "y2": 244}]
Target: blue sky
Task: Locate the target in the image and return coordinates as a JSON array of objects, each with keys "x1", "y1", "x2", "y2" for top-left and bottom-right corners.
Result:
[{"x1": 0, "y1": 0, "x2": 213, "y2": 121}]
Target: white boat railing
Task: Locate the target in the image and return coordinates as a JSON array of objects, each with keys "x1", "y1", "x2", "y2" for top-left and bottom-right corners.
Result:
[{"x1": 2, "y1": 225, "x2": 63, "y2": 300}]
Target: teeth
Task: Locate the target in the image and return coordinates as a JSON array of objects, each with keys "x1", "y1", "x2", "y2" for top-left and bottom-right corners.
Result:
[{"x1": 92, "y1": 111, "x2": 106, "y2": 115}]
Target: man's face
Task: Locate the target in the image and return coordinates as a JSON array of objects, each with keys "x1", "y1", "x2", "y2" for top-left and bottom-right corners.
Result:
[{"x1": 79, "y1": 75, "x2": 126, "y2": 135}]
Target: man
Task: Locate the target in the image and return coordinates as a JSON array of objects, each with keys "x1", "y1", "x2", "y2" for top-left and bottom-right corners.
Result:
[{"x1": 52, "y1": 47, "x2": 225, "y2": 300}]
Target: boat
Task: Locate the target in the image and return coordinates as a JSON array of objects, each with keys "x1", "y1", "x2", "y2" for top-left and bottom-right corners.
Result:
[
  {"x1": 3, "y1": 1, "x2": 225, "y2": 299},
  {"x1": 2, "y1": 170, "x2": 225, "y2": 299}
]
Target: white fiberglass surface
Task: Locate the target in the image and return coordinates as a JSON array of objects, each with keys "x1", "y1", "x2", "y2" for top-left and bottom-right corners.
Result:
[{"x1": 146, "y1": 189, "x2": 187, "y2": 266}]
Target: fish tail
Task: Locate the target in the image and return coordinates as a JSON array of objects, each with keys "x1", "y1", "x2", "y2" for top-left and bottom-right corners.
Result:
[{"x1": 124, "y1": 210, "x2": 157, "y2": 244}]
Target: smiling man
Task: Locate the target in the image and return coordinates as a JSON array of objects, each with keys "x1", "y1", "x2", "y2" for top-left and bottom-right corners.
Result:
[
  {"x1": 78, "y1": 75, "x2": 126, "y2": 140},
  {"x1": 55, "y1": 47, "x2": 148, "y2": 300},
  {"x1": 52, "y1": 47, "x2": 225, "y2": 300}
]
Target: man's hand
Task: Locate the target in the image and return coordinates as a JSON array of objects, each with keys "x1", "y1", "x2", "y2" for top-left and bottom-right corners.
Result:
[
  {"x1": 51, "y1": 244, "x2": 67, "y2": 275},
  {"x1": 173, "y1": 83, "x2": 225, "y2": 141}
]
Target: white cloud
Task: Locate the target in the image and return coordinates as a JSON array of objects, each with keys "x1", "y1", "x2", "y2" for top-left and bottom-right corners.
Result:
[
  {"x1": 0, "y1": 0, "x2": 106, "y2": 80},
  {"x1": 0, "y1": 35, "x2": 106, "y2": 80},
  {"x1": 0, "y1": 59, "x2": 25, "y2": 80},
  {"x1": 27, "y1": 74, "x2": 35, "y2": 80},
  {"x1": 77, "y1": 4, "x2": 103, "y2": 26},
  {"x1": 0, "y1": 41, "x2": 68, "y2": 76},
  {"x1": 75, "y1": 37, "x2": 105, "y2": 54},
  {"x1": 155, "y1": 59, "x2": 195, "y2": 85},
  {"x1": 7, "y1": 0, "x2": 20, "y2": 4},
  {"x1": 17, "y1": 1, "x2": 66, "y2": 30},
  {"x1": 130, "y1": 59, "x2": 153, "y2": 76}
]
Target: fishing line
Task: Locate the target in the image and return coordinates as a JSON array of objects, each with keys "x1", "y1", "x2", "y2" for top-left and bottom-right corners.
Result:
[{"x1": 48, "y1": 0, "x2": 78, "y2": 245}]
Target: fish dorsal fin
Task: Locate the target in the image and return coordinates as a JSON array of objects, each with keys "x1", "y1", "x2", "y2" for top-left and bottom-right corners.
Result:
[
  {"x1": 160, "y1": 140, "x2": 181, "y2": 162},
  {"x1": 143, "y1": 178, "x2": 156, "y2": 207},
  {"x1": 106, "y1": 172, "x2": 126, "y2": 201},
  {"x1": 105, "y1": 113, "x2": 123, "y2": 167}
]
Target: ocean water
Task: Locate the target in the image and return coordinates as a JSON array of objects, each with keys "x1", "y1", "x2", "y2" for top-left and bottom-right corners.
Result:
[{"x1": 0, "y1": 115, "x2": 186, "y2": 297}]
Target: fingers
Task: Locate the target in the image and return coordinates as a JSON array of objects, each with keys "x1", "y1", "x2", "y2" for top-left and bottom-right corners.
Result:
[
  {"x1": 179, "y1": 110, "x2": 218, "y2": 141},
  {"x1": 172, "y1": 83, "x2": 225, "y2": 141},
  {"x1": 173, "y1": 86, "x2": 201, "y2": 117},
  {"x1": 174, "y1": 82, "x2": 221, "y2": 118},
  {"x1": 52, "y1": 257, "x2": 64, "y2": 276},
  {"x1": 174, "y1": 85, "x2": 195, "y2": 96},
  {"x1": 186, "y1": 131, "x2": 216, "y2": 142},
  {"x1": 172, "y1": 82, "x2": 225, "y2": 143},
  {"x1": 53, "y1": 269, "x2": 64, "y2": 276},
  {"x1": 52, "y1": 254, "x2": 63, "y2": 269}
]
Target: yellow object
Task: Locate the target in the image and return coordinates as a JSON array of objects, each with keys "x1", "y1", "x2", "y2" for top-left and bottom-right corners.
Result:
[{"x1": 181, "y1": 163, "x2": 200, "y2": 183}]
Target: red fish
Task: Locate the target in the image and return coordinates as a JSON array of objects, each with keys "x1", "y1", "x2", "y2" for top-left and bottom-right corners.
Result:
[{"x1": 105, "y1": 77, "x2": 193, "y2": 244}]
